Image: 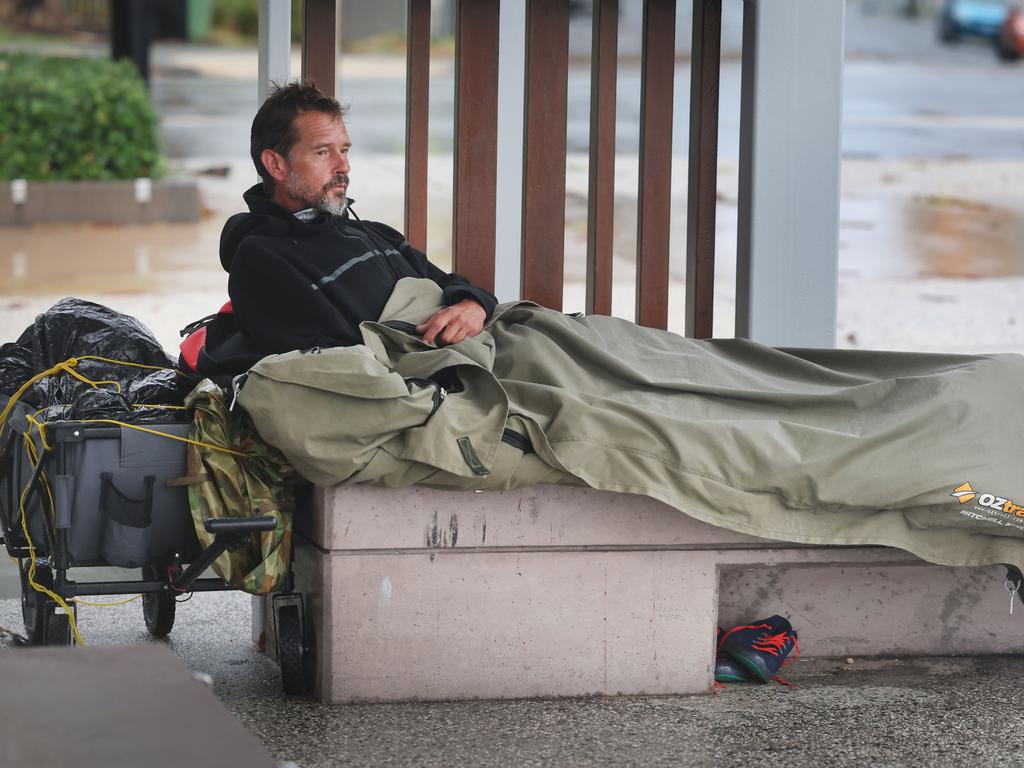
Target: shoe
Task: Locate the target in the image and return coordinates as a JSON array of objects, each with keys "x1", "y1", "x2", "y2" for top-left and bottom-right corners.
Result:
[
  {"x1": 720, "y1": 615, "x2": 798, "y2": 684},
  {"x1": 715, "y1": 627, "x2": 752, "y2": 683}
]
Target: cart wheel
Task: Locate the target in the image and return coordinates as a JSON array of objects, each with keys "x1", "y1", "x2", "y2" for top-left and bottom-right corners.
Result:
[
  {"x1": 141, "y1": 566, "x2": 176, "y2": 638},
  {"x1": 19, "y1": 559, "x2": 53, "y2": 645},
  {"x1": 43, "y1": 610, "x2": 73, "y2": 646},
  {"x1": 276, "y1": 604, "x2": 306, "y2": 695}
]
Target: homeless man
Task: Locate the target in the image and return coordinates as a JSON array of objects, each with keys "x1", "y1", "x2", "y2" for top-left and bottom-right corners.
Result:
[
  {"x1": 222, "y1": 81, "x2": 497, "y2": 356},
  {"x1": 223, "y1": 81, "x2": 1024, "y2": 583}
]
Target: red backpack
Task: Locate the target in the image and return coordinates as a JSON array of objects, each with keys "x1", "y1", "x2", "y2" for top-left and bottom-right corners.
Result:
[{"x1": 178, "y1": 301, "x2": 262, "y2": 383}]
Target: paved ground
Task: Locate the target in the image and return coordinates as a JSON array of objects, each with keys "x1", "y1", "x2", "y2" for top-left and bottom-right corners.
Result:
[{"x1": 1, "y1": 591, "x2": 1021, "y2": 767}]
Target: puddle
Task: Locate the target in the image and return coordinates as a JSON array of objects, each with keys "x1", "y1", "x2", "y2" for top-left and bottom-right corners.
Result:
[
  {"x1": 0, "y1": 221, "x2": 227, "y2": 296},
  {"x1": 905, "y1": 196, "x2": 1024, "y2": 278},
  {"x1": 840, "y1": 195, "x2": 1024, "y2": 278}
]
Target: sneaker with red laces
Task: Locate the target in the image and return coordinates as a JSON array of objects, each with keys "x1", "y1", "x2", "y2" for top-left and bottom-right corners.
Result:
[
  {"x1": 720, "y1": 615, "x2": 798, "y2": 684},
  {"x1": 715, "y1": 627, "x2": 752, "y2": 683}
]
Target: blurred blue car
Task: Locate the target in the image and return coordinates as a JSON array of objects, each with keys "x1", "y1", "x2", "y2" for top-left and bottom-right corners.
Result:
[{"x1": 940, "y1": 0, "x2": 1012, "y2": 42}]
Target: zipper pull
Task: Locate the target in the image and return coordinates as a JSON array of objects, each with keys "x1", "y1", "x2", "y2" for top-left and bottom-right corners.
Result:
[
  {"x1": 1007, "y1": 575, "x2": 1021, "y2": 616},
  {"x1": 228, "y1": 374, "x2": 247, "y2": 412}
]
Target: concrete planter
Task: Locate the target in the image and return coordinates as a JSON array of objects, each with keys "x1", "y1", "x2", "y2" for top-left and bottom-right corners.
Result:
[{"x1": 0, "y1": 178, "x2": 201, "y2": 225}]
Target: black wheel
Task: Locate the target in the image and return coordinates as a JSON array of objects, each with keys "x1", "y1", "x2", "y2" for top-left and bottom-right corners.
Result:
[
  {"x1": 277, "y1": 604, "x2": 306, "y2": 695},
  {"x1": 19, "y1": 559, "x2": 53, "y2": 644},
  {"x1": 141, "y1": 566, "x2": 176, "y2": 638},
  {"x1": 43, "y1": 610, "x2": 73, "y2": 646}
]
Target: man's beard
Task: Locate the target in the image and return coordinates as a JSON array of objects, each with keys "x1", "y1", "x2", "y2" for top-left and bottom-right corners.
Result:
[{"x1": 283, "y1": 170, "x2": 349, "y2": 216}]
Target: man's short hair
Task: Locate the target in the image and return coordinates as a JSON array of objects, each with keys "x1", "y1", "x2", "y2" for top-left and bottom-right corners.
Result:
[{"x1": 251, "y1": 81, "x2": 347, "y2": 193}]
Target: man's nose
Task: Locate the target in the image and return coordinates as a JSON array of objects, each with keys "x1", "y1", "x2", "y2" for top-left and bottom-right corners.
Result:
[{"x1": 335, "y1": 151, "x2": 350, "y2": 174}]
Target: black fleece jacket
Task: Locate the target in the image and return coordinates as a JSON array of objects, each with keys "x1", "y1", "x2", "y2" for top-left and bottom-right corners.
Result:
[{"x1": 222, "y1": 184, "x2": 498, "y2": 355}]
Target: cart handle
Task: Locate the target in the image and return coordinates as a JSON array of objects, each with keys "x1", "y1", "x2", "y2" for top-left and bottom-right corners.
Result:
[{"x1": 204, "y1": 516, "x2": 276, "y2": 535}]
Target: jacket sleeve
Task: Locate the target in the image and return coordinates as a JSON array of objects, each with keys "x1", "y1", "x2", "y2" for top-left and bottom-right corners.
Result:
[
  {"x1": 367, "y1": 222, "x2": 498, "y2": 319},
  {"x1": 228, "y1": 239, "x2": 360, "y2": 355}
]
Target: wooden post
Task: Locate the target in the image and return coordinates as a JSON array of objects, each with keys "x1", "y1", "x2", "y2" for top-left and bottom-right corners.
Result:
[
  {"x1": 302, "y1": 0, "x2": 337, "y2": 97},
  {"x1": 685, "y1": 0, "x2": 722, "y2": 338},
  {"x1": 404, "y1": 0, "x2": 431, "y2": 252},
  {"x1": 586, "y1": 0, "x2": 618, "y2": 316},
  {"x1": 520, "y1": 0, "x2": 570, "y2": 311},
  {"x1": 452, "y1": 0, "x2": 500, "y2": 291},
  {"x1": 635, "y1": 0, "x2": 676, "y2": 329}
]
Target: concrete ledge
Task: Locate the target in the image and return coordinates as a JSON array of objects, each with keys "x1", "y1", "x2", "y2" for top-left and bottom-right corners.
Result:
[
  {"x1": 297, "y1": 484, "x2": 779, "y2": 550},
  {"x1": 263, "y1": 485, "x2": 1021, "y2": 702},
  {"x1": 0, "y1": 179, "x2": 201, "y2": 224}
]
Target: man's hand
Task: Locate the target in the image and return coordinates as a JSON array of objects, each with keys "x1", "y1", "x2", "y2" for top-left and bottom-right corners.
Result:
[{"x1": 415, "y1": 299, "x2": 487, "y2": 345}]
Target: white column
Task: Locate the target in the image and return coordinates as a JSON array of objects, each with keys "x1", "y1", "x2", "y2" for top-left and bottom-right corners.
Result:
[
  {"x1": 254, "y1": 1, "x2": 292, "y2": 635},
  {"x1": 258, "y1": 0, "x2": 293, "y2": 106},
  {"x1": 493, "y1": 0, "x2": 526, "y2": 302},
  {"x1": 735, "y1": 0, "x2": 845, "y2": 348}
]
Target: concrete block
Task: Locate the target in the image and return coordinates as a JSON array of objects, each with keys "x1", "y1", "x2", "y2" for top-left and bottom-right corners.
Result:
[
  {"x1": 0, "y1": 179, "x2": 201, "y2": 225},
  {"x1": 267, "y1": 485, "x2": 1015, "y2": 702},
  {"x1": 300, "y1": 539, "x2": 720, "y2": 702}
]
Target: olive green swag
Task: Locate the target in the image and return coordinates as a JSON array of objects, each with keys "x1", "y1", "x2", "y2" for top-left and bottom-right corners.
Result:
[{"x1": 239, "y1": 278, "x2": 1024, "y2": 574}]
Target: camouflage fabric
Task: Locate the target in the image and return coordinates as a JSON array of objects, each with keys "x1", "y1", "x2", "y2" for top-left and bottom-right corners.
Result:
[{"x1": 184, "y1": 378, "x2": 300, "y2": 594}]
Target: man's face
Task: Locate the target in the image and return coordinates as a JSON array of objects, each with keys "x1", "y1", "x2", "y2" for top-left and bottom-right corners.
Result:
[{"x1": 272, "y1": 110, "x2": 351, "y2": 215}]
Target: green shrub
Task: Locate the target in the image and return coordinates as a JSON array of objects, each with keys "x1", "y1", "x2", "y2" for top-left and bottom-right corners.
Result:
[
  {"x1": 212, "y1": 0, "x2": 302, "y2": 42},
  {"x1": 0, "y1": 53, "x2": 164, "y2": 181}
]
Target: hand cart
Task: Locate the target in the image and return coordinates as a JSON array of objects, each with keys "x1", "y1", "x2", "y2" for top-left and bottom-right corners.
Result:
[{"x1": 0, "y1": 402, "x2": 309, "y2": 695}]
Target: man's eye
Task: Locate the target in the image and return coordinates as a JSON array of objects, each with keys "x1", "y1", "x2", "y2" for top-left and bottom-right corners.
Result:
[{"x1": 317, "y1": 150, "x2": 328, "y2": 156}]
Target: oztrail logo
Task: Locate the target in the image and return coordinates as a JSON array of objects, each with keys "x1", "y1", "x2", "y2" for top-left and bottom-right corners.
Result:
[
  {"x1": 952, "y1": 482, "x2": 1024, "y2": 517},
  {"x1": 951, "y1": 482, "x2": 976, "y2": 504}
]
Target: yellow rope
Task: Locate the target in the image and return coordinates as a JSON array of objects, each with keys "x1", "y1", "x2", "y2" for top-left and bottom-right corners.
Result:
[
  {"x1": 1, "y1": 360, "x2": 87, "y2": 432},
  {"x1": 0, "y1": 355, "x2": 187, "y2": 437},
  {"x1": 24, "y1": 414, "x2": 53, "y2": 452},
  {"x1": 3, "y1": 355, "x2": 246, "y2": 458},
  {"x1": 20, "y1": 435, "x2": 85, "y2": 646},
  {"x1": 28, "y1": 418, "x2": 247, "y2": 458},
  {"x1": 71, "y1": 594, "x2": 143, "y2": 607},
  {"x1": 5, "y1": 354, "x2": 244, "y2": 643}
]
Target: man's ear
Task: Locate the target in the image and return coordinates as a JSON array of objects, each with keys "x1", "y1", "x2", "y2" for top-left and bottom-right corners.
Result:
[{"x1": 260, "y1": 148, "x2": 289, "y2": 183}]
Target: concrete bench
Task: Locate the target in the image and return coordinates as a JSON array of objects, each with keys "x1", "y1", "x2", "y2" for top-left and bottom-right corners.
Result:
[{"x1": 256, "y1": 484, "x2": 1021, "y2": 703}]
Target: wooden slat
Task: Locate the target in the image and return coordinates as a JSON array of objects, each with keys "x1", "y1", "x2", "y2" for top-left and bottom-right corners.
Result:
[
  {"x1": 521, "y1": 0, "x2": 570, "y2": 311},
  {"x1": 685, "y1": 0, "x2": 721, "y2": 339},
  {"x1": 635, "y1": 0, "x2": 676, "y2": 329},
  {"x1": 452, "y1": 0, "x2": 499, "y2": 292},
  {"x1": 301, "y1": 0, "x2": 336, "y2": 97},
  {"x1": 404, "y1": 0, "x2": 431, "y2": 252},
  {"x1": 586, "y1": 0, "x2": 618, "y2": 316}
]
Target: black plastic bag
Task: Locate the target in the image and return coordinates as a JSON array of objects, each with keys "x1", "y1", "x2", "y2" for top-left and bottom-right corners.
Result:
[{"x1": 0, "y1": 298, "x2": 192, "y2": 423}]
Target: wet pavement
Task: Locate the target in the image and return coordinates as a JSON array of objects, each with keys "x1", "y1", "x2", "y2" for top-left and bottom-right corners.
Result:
[{"x1": 2, "y1": 591, "x2": 1023, "y2": 768}]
